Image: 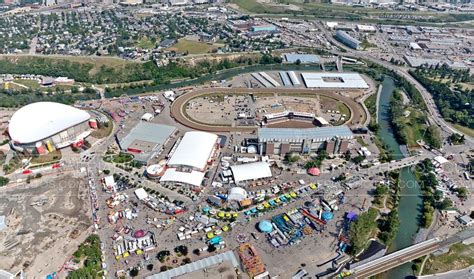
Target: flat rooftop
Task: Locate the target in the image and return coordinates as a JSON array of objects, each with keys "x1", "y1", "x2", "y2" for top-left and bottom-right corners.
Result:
[
  {"x1": 284, "y1": 53, "x2": 320, "y2": 64},
  {"x1": 259, "y1": 126, "x2": 353, "y2": 142},
  {"x1": 146, "y1": 251, "x2": 239, "y2": 279},
  {"x1": 118, "y1": 122, "x2": 176, "y2": 162},
  {"x1": 301, "y1": 72, "x2": 369, "y2": 89}
]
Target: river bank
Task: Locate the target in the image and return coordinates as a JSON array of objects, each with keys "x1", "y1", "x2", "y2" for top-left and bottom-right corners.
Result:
[{"x1": 376, "y1": 76, "x2": 424, "y2": 278}]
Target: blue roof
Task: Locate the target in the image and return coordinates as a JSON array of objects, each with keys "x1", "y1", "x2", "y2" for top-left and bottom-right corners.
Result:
[
  {"x1": 258, "y1": 220, "x2": 273, "y2": 233},
  {"x1": 279, "y1": 71, "x2": 292, "y2": 86},
  {"x1": 285, "y1": 53, "x2": 320, "y2": 64},
  {"x1": 259, "y1": 126, "x2": 353, "y2": 142}
]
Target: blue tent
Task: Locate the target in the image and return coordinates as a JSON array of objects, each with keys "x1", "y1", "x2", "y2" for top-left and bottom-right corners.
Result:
[{"x1": 322, "y1": 211, "x2": 334, "y2": 221}]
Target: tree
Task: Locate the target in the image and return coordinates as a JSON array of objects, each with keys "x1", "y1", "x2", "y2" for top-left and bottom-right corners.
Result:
[
  {"x1": 438, "y1": 198, "x2": 453, "y2": 210},
  {"x1": 352, "y1": 155, "x2": 366, "y2": 164},
  {"x1": 425, "y1": 125, "x2": 442, "y2": 149},
  {"x1": 368, "y1": 121, "x2": 379, "y2": 132},
  {"x1": 207, "y1": 245, "x2": 217, "y2": 253},
  {"x1": 129, "y1": 268, "x2": 139, "y2": 277},
  {"x1": 157, "y1": 250, "x2": 170, "y2": 262},
  {"x1": 285, "y1": 153, "x2": 300, "y2": 164},
  {"x1": 374, "y1": 185, "x2": 388, "y2": 197},
  {"x1": 0, "y1": 176, "x2": 9, "y2": 186},
  {"x1": 174, "y1": 245, "x2": 188, "y2": 256},
  {"x1": 456, "y1": 187, "x2": 468, "y2": 199},
  {"x1": 348, "y1": 208, "x2": 379, "y2": 254},
  {"x1": 449, "y1": 133, "x2": 465, "y2": 145}
]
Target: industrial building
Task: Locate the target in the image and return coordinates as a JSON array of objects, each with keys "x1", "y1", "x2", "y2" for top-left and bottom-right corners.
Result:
[
  {"x1": 160, "y1": 131, "x2": 219, "y2": 187},
  {"x1": 335, "y1": 30, "x2": 361, "y2": 50},
  {"x1": 8, "y1": 102, "x2": 93, "y2": 153},
  {"x1": 251, "y1": 24, "x2": 277, "y2": 32},
  {"x1": 301, "y1": 72, "x2": 369, "y2": 89},
  {"x1": 284, "y1": 53, "x2": 320, "y2": 64},
  {"x1": 117, "y1": 122, "x2": 177, "y2": 164},
  {"x1": 258, "y1": 126, "x2": 353, "y2": 155}
]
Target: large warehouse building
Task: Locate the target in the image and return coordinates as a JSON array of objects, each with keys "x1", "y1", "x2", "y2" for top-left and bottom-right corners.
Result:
[
  {"x1": 335, "y1": 30, "x2": 361, "y2": 50},
  {"x1": 160, "y1": 131, "x2": 219, "y2": 187},
  {"x1": 258, "y1": 126, "x2": 353, "y2": 155},
  {"x1": 301, "y1": 73, "x2": 369, "y2": 89},
  {"x1": 8, "y1": 102, "x2": 92, "y2": 153},
  {"x1": 117, "y1": 122, "x2": 177, "y2": 164}
]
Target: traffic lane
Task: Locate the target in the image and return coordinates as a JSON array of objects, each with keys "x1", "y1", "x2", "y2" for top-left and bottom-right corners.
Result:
[{"x1": 417, "y1": 266, "x2": 474, "y2": 279}]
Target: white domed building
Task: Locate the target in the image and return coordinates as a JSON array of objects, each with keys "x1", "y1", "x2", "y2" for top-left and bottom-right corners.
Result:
[{"x1": 8, "y1": 102, "x2": 93, "y2": 153}]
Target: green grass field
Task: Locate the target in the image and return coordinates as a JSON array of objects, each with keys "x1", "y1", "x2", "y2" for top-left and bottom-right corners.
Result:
[
  {"x1": 167, "y1": 39, "x2": 223, "y2": 55},
  {"x1": 422, "y1": 243, "x2": 474, "y2": 275},
  {"x1": 136, "y1": 37, "x2": 156, "y2": 49},
  {"x1": 14, "y1": 79, "x2": 41, "y2": 89},
  {"x1": 400, "y1": 108, "x2": 426, "y2": 147},
  {"x1": 364, "y1": 94, "x2": 377, "y2": 117},
  {"x1": 451, "y1": 123, "x2": 474, "y2": 138},
  {"x1": 0, "y1": 54, "x2": 141, "y2": 76}
]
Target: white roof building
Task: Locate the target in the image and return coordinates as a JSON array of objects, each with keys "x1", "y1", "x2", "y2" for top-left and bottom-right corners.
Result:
[
  {"x1": 227, "y1": 187, "x2": 248, "y2": 202},
  {"x1": 301, "y1": 73, "x2": 369, "y2": 89},
  {"x1": 230, "y1": 162, "x2": 272, "y2": 183},
  {"x1": 356, "y1": 24, "x2": 376, "y2": 32},
  {"x1": 160, "y1": 168, "x2": 206, "y2": 187},
  {"x1": 434, "y1": 156, "x2": 449, "y2": 165},
  {"x1": 167, "y1": 131, "x2": 218, "y2": 171},
  {"x1": 9, "y1": 102, "x2": 90, "y2": 144},
  {"x1": 141, "y1": 113, "x2": 154, "y2": 121},
  {"x1": 134, "y1": 188, "x2": 149, "y2": 200}
]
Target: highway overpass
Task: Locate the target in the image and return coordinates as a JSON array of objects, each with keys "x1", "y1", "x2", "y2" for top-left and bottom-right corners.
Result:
[
  {"x1": 341, "y1": 229, "x2": 474, "y2": 279},
  {"x1": 359, "y1": 153, "x2": 435, "y2": 176}
]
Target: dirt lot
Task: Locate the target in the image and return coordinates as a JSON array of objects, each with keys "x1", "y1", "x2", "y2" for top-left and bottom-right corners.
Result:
[
  {"x1": 185, "y1": 93, "x2": 350, "y2": 127},
  {"x1": 0, "y1": 175, "x2": 91, "y2": 278}
]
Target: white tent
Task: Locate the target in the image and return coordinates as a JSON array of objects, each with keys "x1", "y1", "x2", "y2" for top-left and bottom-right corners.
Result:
[
  {"x1": 167, "y1": 131, "x2": 218, "y2": 171},
  {"x1": 141, "y1": 113, "x2": 154, "y2": 121},
  {"x1": 230, "y1": 162, "x2": 272, "y2": 183},
  {"x1": 160, "y1": 168, "x2": 205, "y2": 187},
  {"x1": 227, "y1": 187, "x2": 248, "y2": 202},
  {"x1": 434, "y1": 156, "x2": 448, "y2": 165}
]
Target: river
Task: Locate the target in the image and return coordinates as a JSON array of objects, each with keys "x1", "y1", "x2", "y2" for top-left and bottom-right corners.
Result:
[{"x1": 376, "y1": 76, "x2": 424, "y2": 278}]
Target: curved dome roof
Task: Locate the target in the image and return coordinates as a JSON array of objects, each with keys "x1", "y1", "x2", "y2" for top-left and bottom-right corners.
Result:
[
  {"x1": 258, "y1": 220, "x2": 273, "y2": 233},
  {"x1": 228, "y1": 187, "x2": 248, "y2": 201},
  {"x1": 9, "y1": 102, "x2": 90, "y2": 144}
]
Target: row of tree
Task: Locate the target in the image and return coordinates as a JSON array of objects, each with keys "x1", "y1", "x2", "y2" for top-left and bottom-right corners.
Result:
[{"x1": 410, "y1": 69, "x2": 473, "y2": 129}]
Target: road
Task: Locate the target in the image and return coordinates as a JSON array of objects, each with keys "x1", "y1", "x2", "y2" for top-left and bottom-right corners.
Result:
[
  {"x1": 346, "y1": 229, "x2": 474, "y2": 278},
  {"x1": 417, "y1": 265, "x2": 474, "y2": 279},
  {"x1": 316, "y1": 22, "x2": 473, "y2": 144},
  {"x1": 360, "y1": 152, "x2": 435, "y2": 176}
]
